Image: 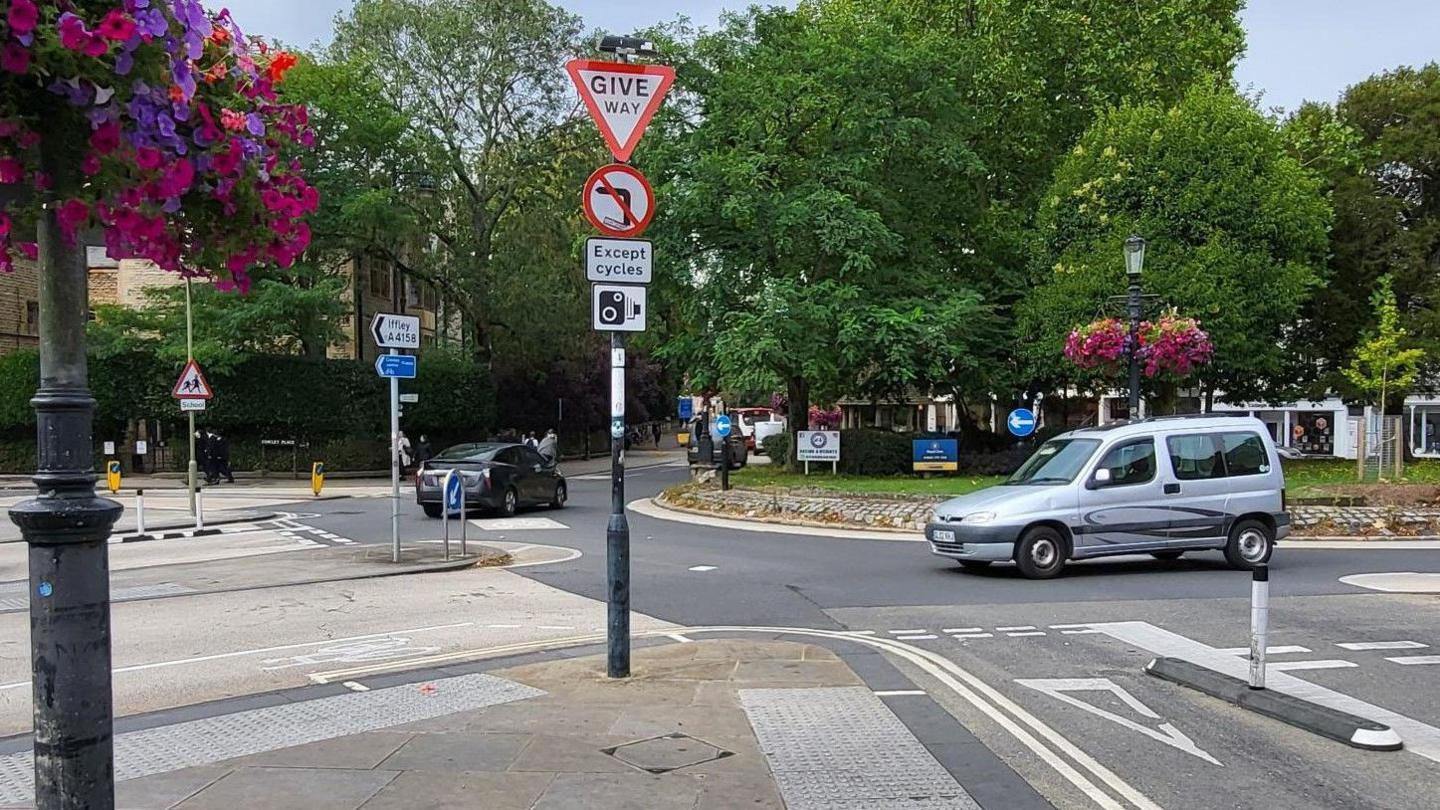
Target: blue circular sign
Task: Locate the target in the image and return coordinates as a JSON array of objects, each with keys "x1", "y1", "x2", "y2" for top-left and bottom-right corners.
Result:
[
  {"x1": 714, "y1": 415, "x2": 732, "y2": 438},
  {"x1": 1007, "y1": 408, "x2": 1037, "y2": 438},
  {"x1": 444, "y1": 473, "x2": 463, "y2": 513}
]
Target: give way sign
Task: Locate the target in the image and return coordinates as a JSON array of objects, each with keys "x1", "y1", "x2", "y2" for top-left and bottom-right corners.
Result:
[
  {"x1": 566, "y1": 59, "x2": 675, "y2": 162},
  {"x1": 583, "y1": 164, "x2": 654, "y2": 238}
]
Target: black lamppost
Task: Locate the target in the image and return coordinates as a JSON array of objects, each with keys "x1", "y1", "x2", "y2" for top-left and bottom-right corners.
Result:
[{"x1": 1125, "y1": 235, "x2": 1147, "y2": 418}]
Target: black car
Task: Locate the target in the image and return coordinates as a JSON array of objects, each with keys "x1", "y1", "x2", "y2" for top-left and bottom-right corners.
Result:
[{"x1": 415, "y1": 442, "x2": 565, "y2": 518}]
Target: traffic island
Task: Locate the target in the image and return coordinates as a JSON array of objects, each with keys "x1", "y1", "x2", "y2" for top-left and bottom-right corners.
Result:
[
  {"x1": 350, "y1": 543, "x2": 511, "y2": 570},
  {"x1": 1145, "y1": 656, "x2": 1403, "y2": 751}
]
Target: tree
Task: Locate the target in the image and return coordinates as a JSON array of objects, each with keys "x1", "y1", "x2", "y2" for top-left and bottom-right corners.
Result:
[
  {"x1": 1344, "y1": 277, "x2": 1424, "y2": 414},
  {"x1": 322, "y1": 0, "x2": 585, "y2": 359},
  {"x1": 1019, "y1": 81, "x2": 1332, "y2": 402},
  {"x1": 653, "y1": 7, "x2": 992, "y2": 458}
]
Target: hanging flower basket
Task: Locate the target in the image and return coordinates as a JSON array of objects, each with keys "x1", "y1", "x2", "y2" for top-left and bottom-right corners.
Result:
[{"x1": 1064, "y1": 312, "x2": 1214, "y2": 378}]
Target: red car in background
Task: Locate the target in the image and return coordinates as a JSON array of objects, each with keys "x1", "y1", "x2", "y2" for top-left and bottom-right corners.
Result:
[{"x1": 731, "y1": 407, "x2": 785, "y2": 452}]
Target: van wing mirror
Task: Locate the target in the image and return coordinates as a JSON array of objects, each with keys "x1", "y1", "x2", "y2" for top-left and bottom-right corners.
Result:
[{"x1": 1089, "y1": 468, "x2": 1112, "y2": 489}]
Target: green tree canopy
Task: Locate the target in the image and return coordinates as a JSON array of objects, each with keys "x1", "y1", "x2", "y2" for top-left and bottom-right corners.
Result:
[
  {"x1": 1019, "y1": 81, "x2": 1332, "y2": 401},
  {"x1": 1344, "y1": 276, "x2": 1425, "y2": 411}
]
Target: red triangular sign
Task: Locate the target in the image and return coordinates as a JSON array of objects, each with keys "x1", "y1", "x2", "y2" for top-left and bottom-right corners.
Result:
[
  {"x1": 566, "y1": 59, "x2": 675, "y2": 162},
  {"x1": 171, "y1": 359, "x2": 214, "y2": 400}
]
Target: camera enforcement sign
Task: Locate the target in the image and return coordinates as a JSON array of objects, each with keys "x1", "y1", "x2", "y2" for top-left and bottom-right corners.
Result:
[
  {"x1": 586, "y1": 237, "x2": 652, "y2": 283},
  {"x1": 592, "y1": 284, "x2": 647, "y2": 332}
]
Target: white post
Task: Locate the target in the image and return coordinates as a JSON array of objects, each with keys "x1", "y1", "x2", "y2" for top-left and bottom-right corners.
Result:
[
  {"x1": 1249, "y1": 565, "x2": 1269, "y2": 689},
  {"x1": 460, "y1": 480, "x2": 467, "y2": 557},
  {"x1": 442, "y1": 470, "x2": 452, "y2": 562},
  {"x1": 804, "y1": 460, "x2": 810, "y2": 476},
  {"x1": 135, "y1": 488, "x2": 146, "y2": 536},
  {"x1": 390, "y1": 348, "x2": 401, "y2": 563},
  {"x1": 195, "y1": 487, "x2": 205, "y2": 533}
]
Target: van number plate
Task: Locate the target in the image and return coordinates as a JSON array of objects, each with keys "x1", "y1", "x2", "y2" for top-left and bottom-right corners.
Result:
[{"x1": 933, "y1": 530, "x2": 956, "y2": 543}]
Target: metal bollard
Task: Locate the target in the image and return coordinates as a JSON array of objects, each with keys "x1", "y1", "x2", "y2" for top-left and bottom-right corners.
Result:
[
  {"x1": 460, "y1": 483, "x2": 467, "y2": 558},
  {"x1": 1249, "y1": 564, "x2": 1269, "y2": 690},
  {"x1": 195, "y1": 487, "x2": 205, "y2": 533},
  {"x1": 136, "y1": 488, "x2": 146, "y2": 536}
]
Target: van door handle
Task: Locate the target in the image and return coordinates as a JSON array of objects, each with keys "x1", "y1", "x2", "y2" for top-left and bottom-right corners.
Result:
[{"x1": 1164, "y1": 484, "x2": 1181, "y2": 495}]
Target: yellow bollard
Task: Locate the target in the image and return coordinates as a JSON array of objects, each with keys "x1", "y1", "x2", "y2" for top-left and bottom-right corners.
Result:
[
  {"x1": 311, "y1": 461, "x2": 325, "y2": 497},
  {"x1": 106, "y1": 460, "x2": 121, "y2": 494}
]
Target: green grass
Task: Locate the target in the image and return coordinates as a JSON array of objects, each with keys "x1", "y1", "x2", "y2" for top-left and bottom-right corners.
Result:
[
  {"x1": 1282, "y1": 457, "x2": 1440, "y2": 498},
  {"x1": 730, "y1": 465, "x2": 1004, "y2": 497}
]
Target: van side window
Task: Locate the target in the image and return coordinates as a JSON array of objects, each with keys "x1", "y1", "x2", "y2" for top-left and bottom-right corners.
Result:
[
  {"x1": 1222, "y1": 432, "x2": 1269, "y2": 476},
  {"x1": 1167, "y1": 435, "x2": 1226, "y2": 480},
  {"x1": 1097, "y1": 439, "x2": 1156, "y2": 486}
]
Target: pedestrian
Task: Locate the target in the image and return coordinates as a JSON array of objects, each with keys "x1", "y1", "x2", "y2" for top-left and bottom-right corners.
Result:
[
  {"x1": 196, "y1": 429, "x2": 215, "y2": 485},
  {"x1": 537, "y1": 428, "x2": 558, "y2": 463},
  {"x1": 417, "y1": 434, "x2": 432, "y2": 464},
  {"x1": 652, "y1": 421, "x2": 662, "y2": 447},
  {"x1": 397, "y1": 431, "x2": 412, "y2": 471},
  {"x1": 524, "y1": 432, "x2": 538, "y2": 449},
  {"x1": 212, "y1": 431, "x2": 235, "y2": 484}
]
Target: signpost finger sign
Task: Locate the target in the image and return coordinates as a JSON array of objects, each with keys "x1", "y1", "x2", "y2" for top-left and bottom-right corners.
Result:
[{"x1": 584, "y1": 164, "x2": 654, "y2": 238}]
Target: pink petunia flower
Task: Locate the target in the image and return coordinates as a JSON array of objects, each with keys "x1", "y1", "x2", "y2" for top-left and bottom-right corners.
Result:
[
  {"x1": 6, "y1": 0, "x2": 38, "y2": 36},
  {"x1": 0, "y1": 42, "x2": 29, "y2": 75},
  {"x1": 0, "y1": 157, "x2": 23, "y2": 184},
  {"x1": 90, "y1": 121, "x2": 121, "y2": 154},
  {"x1": 96, "y1": 10, "x2": 136, "y2": 42},
  {"x1": 56, "y1": 199, "x2": 90, "y2": 243},
  {"x1": 134, "y1": 147, "x2": 163, "y2": 171}
]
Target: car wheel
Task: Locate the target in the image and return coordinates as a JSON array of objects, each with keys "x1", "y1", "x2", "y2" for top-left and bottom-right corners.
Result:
[
  {"x1": 421, "y1": 503, "x2": 442, "y2": 519},
  {"x1": 1015, "y1": 526, "x2": 1067, "y2": 579},
  {"x1": 1224, "y1": 519, "x2": 1273, "y2": 569},
  {"x1": 497, "y1": 488, "x2": 518, "y2": 518},
  {"x1": 550, "y1": 481, "x2": 567, "y2": 509},
  {"x1": 1150, "y1": 551, "x2": 1184, "y2": 560},
  {"x1": 958, "y1": 560, "x2": 992, "y2": 571}
]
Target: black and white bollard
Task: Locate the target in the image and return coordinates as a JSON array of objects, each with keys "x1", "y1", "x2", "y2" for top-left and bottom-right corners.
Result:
[
  {"x1": 1249, "y1": 564, "x2": 1269, "y2": 690},
  {"x1": 195, "y1": 487, "x2": 205, "y2": 534},
  {"x1": 135, "y1": 488, "x2": 146, "y2": 537}
]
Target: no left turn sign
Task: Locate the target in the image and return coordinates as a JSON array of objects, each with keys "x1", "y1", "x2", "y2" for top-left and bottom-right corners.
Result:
[{"x1": 583, "y1": 164, "x2": 654, "y2": 238}]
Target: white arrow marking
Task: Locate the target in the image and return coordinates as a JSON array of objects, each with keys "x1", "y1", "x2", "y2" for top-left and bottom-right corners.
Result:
[{"x1": 1016, "y1": 677, "x2": 1221, "y2": 765}]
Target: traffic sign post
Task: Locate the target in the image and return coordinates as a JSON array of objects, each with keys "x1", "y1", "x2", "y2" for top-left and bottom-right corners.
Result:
[
  {"x1": 715, "y1": 415, "x2": 733, "y2": 492},
  {"x1": 442, "y1": 470, "x2": 466, "y2": 562},
  {"x1": 1008, "y1": 408, "x2": 1037, "y2": 438},
  {"x1": 583, "y1": 164, "x2": 655, "y2": 238},
  {"x1": 172, "y1": 357, "x2": 214, "y2": 516},
  {"x1": 371, "y1": 312, "x2": 420, "y2": 563}
]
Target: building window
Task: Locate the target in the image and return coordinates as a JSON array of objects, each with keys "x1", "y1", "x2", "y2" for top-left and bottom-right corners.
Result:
[
  {"x1": 25, "y1": 301, "x2": 38, "y2": 335},
  {"x1": 421, "y1": 283, "x2": 438, "y2": 311},
  {"x1": 367, "y1": 259, "x2": 391, "y2": 299},
  {"x1": 405, "y1": 277, "x2": 422, "y2": 308}
]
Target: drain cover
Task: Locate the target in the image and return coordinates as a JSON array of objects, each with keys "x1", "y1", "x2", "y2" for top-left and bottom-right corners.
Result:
[{"x1": 604, "y1": 733, "x2": 733, "y2": 774}]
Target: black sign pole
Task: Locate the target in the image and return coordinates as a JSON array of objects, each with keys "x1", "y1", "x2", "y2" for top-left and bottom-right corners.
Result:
[{"x1": 607, "y1": 331, "x2": 630, "y2": 677}]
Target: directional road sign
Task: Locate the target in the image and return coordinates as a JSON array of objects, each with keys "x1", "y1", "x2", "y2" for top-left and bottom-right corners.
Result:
[
  {"x1": 444, "y1": 470, "x2": 463, "y2": 516},
  {"x1": 171, "y1": 358, "x2": 214, "y2": 400},
  {"x1": 585, "y1": 237, "x2": 652, "y2": 284},
  {"x1": 678, "y1": 396, "x2": 694, "y2": 421},
  {"x1": 1008, "y1": 407, "x2": 1037, "y2": 438},
  {"x1": 375, "y1": 354, "x2": 418, "y2": 379},
  {"x1": 592, "y1": 284, "x2": 647, "y2": 332},
  {"x1": 583, "y1": 164, "x2": 654, "y2": 238},
  {"x1": 566, "y1": 59, "x2": 676, "y2": 162},
  {"x1": 370, "y1": 313, "x2": 421, "y2": 350},
  {"x1": 714, "y1": 414, "x2": 732, "y2": 438}
]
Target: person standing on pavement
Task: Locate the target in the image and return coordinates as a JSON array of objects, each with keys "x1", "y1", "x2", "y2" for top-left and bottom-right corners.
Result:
[
  {"x1": 397, "y1": 431, "x2": 413, "y2": 472},
  {"x1": 417, "y1": 435, "x2": 432, "y2": 464},
  {"x1": 212, "y1": 431, "x2": 235, "y2": 484},
  {"x1": 196, "y1": 430, "x2": 214, "y2": 485},
  {"x1": 537, "y1": 428, "x2": 558, "y2": 463},
  {"x1": 652, "y1": 422, "x2": 662, "y2": 447}
]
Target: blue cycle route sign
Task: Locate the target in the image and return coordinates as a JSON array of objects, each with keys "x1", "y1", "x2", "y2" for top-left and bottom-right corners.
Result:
[
  {"x1": 678, "y1": 397, "x2": 694, "y2": 420},
  {"x1": 714, "y1": 414, "x2": 732, "y2": 438},
  {"x1": 374, "y1": 354, "x2": 417, "y2": 379},
  {"x1": 1007, "y1": 408, "x2": 1037, "y2": 438}
]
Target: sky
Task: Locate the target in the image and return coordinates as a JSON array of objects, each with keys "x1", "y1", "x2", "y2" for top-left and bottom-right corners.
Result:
[{"x1": 219, "y1": 0, "x2": 1440, "y2": 113}]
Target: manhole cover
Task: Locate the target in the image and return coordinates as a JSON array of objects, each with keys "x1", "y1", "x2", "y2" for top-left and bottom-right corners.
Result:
[{"x1": 603, "y1": 733, "x2": 733, "y2": 774}]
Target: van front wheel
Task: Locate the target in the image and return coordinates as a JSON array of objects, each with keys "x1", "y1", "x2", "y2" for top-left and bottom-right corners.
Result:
[
  {"x1": 1015, "y1": 527, "x2": 1067, "y2": 579},
  {"x1": 1225, "y1": 519, "x2": 1273, "y2": 569}
]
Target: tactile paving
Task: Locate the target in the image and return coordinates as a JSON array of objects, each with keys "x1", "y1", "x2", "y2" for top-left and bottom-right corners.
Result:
[
  {"x1": 0, "y1": 672, "x2": 543, "y2": 804},
  {"x1": 740, "y1": 686, "x2": 980, "y2": 809}
]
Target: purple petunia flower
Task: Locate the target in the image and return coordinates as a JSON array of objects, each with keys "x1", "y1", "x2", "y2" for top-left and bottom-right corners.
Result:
[
  {"x1": 245, "y1": 113, "x2": 265, "y2": 137},
  {"x1": 135, "y1": 9, "x2": 167, "y2": 38}
]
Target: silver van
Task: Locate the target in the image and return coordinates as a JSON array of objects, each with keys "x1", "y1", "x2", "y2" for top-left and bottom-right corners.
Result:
[{"x1": 926, "y1": 416, "x2": 1289, "y2": 579}]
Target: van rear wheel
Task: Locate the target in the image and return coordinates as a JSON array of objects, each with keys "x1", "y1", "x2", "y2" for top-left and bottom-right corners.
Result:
[
  {"x1": 1225, "y1": 519, "x2": 1273, "y2": 569},
  {"x1": 1015, "y1": 527, "x2": 1067, "y2": 579}
]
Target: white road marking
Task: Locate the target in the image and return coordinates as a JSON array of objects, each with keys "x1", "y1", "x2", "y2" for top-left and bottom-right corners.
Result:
[
  {"x1": 896, "y1": 635, "x2": 938, "y2": 640},
  {"x1": 536, "y1": 625, "x2": 574, "y2": 631},
  {"x1": 342, "y1": 681, "x2": 370, "y2": 692},
  {"x1": 262, "y1": 637, "x2": 441, "y2": 671},
  {"x1": 471, "y1": 517, "x2": 568, "y2": 531},
  {"x1": 486, "y1": 624, "x2": 522, "y2": 629},
  {"x1": 1387, "y1": 655, "x2": 1440, "y2": 666},
  {"x1": 889, "y1": 629, "x2": 928, "y2": 635},
  {"x1": 1269, "y1": 660, "x2": 1358, "y2": 672},
  {"x1": 843, "y1": 630, "x2": 877, "y2": 635},
  {"x1": 1089, "y1": 621, "x2": 1440, "y2": 765},
  {"x1": 943, "y1": 628, "x2": 982, "y2": 634},
  {"x1": 688, "y1": 565, "x2": 718, "y2": 572},
  {"x1": 997, "y1": 626, "x2": 1037, "y2": 632},
  {"x1": 1339, "y1": 572, "x2": 1440, "y2": 593},
  {"x1": 1215, "y1": 645, "x2": 1311, "y2": 656},
  {"x1": 0, "y1": 622, "x2": 474, "y2": 692},
  {"x1": 1017, "y1": 677, "x2": 1221, "y2": 766},
  {"x1": 954, "y1": 633, "x2": 994, "y2": 639},
  {"x1": 1049, "y1": 624, "x2": 1097, "y2": 630},
  {"x1": 874, "y1": 690, "x2": 926, "y2": 697},
  {"x1": 1007, "y1": 632, "x2": 1047, "y2": 637},
  {"x1": 1336, "y1": 641, "x2": 1428, "y2": 651},
  {"x1": 1062, "y1": 630, "x2": 1101, "y2": 636},
  {"x1": 663, "y1": 633, "x2": 693, "y2": 644}
]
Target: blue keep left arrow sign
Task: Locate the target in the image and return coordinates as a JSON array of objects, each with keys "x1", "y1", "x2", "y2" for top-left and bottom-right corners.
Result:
[{"x1": 375, "y1": 354, "x2": 417, "y2": 379}]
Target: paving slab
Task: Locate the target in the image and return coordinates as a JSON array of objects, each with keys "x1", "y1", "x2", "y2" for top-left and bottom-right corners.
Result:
[{"x1": 173, "y1": 767, "x2": 396, "y2": 810}]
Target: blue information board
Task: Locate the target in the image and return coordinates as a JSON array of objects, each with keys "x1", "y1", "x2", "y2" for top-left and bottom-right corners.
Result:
[
  {"x1": 912, "y1": 439, "x2": 959, "y2": 472},
  {"x1": 678, "y1": 397, "x2": 694, "y2": 420}
]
